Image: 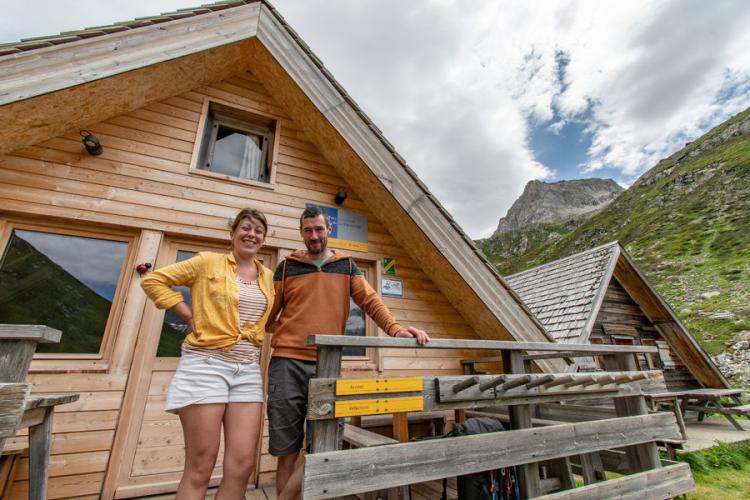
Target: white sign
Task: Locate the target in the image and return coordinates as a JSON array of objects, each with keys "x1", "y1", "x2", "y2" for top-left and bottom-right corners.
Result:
[{"x1": 381, "y1": 278, "x2": 403, "y2": 298}]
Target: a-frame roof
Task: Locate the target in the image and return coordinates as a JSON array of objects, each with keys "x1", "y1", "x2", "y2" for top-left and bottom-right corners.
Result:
[
  {"x1": 0, "y1": 1, "x2": 564, "y2": 371},
  {"x1": 507, "y1": 242, "x2": 728, "y2": 387},
  {"x1": 507, "y1": 242, "x2": 619, "y2": 344}
]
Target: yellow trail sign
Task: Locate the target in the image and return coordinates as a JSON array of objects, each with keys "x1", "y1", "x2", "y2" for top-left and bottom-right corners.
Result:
[
  {"x1": 335, "y1": 377, "x2": 423, "y2": 395},
  {"x1": 335, "y1": 396, "x2": 424, "y2": 418}
]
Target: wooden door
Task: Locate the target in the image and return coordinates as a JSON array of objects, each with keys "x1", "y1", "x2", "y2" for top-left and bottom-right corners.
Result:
[{"x1": 107, "y1": 239, "x2": 275, "y2": 498}]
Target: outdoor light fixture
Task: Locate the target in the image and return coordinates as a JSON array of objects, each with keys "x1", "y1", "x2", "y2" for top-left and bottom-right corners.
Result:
[
  {"x1": 334, "y1": 187, "x2": 347, "y2": 205},
  {"x1": 80, "y1": 130, "x2": 103, "y2": 155}
]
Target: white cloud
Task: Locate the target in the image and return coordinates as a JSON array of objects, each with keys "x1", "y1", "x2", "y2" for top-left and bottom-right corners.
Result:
[{"x1": 1, "y1": 0, "x2": 748, "y2": 238}]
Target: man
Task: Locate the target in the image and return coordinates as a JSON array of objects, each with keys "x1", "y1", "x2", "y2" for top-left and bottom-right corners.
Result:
[{"x1": 267, "y1": 205, "x2": 429, "y2": 500}]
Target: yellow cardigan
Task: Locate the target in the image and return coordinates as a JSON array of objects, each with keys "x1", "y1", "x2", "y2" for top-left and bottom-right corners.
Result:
[{"x1": 141, "y1": 251, "x2": 275, "y2": 349}]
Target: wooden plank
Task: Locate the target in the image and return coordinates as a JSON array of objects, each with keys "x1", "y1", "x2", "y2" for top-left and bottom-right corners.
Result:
[
  {"x1": 535, "y1": 462, "x2": 694, "y2": 499},
  {"x1": 5, "y1": 430, "x2": 114, "y2": 455},
  {"x1": 302, "y1": 413, "x2": 682, "y2": 499},
  {"x1": 307, "y1": 335, "x2": 658, "y2": 354},
  {"x1": 0, "y1": 324, "x2": 61, "y2": 343},
  {"x1": 9, "y1": 472, "x2": 105, "y2": 499},
  {"x1": 342, "y1": 424, "x2": 398, "y2": 448},
  {"x1": 23, "y1": 393, "x2": 79, "y2": 410}
]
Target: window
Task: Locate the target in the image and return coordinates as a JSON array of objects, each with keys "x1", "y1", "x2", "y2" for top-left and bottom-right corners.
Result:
[
  {"x1": 0, "y1": 229, "x2": 128, "y2": 354},
  {"x1": 343, "y1": 263, "x2": 375, "y2": 358},
  {"x1": 344, "y1": 297, "x2": 366, "y2": 356},
  {"x1": 156, "y1": 250, "x2": 195, "y2": 357},
  {"x1": 194, "y1": 101, "x2": 276, "y2": 184}
]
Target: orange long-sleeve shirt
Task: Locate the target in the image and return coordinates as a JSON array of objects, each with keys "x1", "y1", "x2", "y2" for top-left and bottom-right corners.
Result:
[{"x1": 268, "y1": 250, "x2": 402, "y2": 361}]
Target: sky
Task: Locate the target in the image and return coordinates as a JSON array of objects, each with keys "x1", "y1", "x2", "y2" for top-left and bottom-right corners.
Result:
[{"x1": 1, "y1": 1, "x2": 749, "y2": 238}]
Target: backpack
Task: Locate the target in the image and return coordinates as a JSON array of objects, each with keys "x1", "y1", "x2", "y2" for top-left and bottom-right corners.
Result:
[{"x1": 442, "y1": 417, "x2": 521, "y2": 500}]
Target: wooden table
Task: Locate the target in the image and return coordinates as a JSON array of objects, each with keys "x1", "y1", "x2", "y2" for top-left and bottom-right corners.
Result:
[{"x1": 647, "y1": 388, "x2": 746, "y2": 432}]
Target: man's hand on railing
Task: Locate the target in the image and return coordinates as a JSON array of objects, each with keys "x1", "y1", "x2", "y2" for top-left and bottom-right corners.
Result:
[{"x1": 394, "y1": 326, "x2": 430, "y2": 345}]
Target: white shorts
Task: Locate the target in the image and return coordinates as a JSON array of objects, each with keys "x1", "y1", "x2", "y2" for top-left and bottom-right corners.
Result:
[{"x1": 165, "y1": 352, "x2": 263, "y2": 413}]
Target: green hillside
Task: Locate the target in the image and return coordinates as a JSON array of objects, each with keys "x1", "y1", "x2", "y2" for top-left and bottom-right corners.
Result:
[{"x1": 483, "y1": 108, "x2": 750, "y2": 356}]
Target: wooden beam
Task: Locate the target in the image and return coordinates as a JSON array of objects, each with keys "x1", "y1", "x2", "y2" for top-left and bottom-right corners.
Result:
[
  {"x1": 306, "y1": 335, "x2": 658, "y2": 354},
  {"x1": 302, "y1": 413, "x2": 682, "y2": 499},
  {"x1": 0, "y1": 3, "x2": 261, "y2": 107},
  {"x1": 0, "y1": 325, "x2": 61, "y2": 343}
]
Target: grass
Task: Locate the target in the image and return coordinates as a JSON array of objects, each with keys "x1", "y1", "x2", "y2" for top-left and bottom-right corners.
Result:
[{"x1": 677, "y1": 441, "x2": 750, "y2": 499}]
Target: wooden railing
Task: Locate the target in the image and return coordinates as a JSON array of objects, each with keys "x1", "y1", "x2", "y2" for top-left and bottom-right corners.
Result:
[{"x1": 302, "y1": 335, "x2": 694, "y2": 499}]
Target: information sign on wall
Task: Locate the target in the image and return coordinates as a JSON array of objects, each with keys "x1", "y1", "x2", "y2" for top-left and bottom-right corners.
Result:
[
  {"x1": 306, "y1": 203, "x2": 368, "y2": 252},
  {"x1": 381, "y1": 277, "x2": 403, "y2": 298}
]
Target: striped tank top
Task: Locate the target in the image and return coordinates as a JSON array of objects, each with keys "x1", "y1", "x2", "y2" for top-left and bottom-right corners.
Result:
[{"x1": 182, "y1": 276, "x2": 267, "y2": 363}]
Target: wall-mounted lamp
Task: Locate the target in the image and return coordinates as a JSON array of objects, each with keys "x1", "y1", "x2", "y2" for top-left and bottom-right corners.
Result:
[
  {"x1": 334, "y1": 187, "x2": 347, "y2": 205},
  {"x1": 136, "y1": 262, "x2": 152, "y2": 275},
  {"x1": 80, "y1": 130, "x2": 103, "y2": 155}
]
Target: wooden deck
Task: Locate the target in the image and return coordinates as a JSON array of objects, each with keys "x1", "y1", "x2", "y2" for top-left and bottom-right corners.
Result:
[{"x1": 138, "y1": 478, "x2": 459, "y2": 499}]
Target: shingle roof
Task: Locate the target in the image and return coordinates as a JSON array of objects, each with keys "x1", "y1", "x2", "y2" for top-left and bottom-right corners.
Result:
[
  {"x1": 506, "y1": 242, "x2": 619, "y2": 343},
  {"x1": 0, "y1": 1, "x2": 259, "y2": 57}
]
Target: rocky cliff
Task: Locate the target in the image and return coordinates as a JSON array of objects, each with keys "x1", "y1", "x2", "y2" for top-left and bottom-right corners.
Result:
[{"x1": 495, "y1": 178, "x2": 623, "y2": 233}]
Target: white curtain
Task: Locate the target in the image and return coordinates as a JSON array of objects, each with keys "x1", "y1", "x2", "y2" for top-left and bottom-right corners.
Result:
[{"x1": 238, "y1": 134, "x2": 262, "y2": 180}]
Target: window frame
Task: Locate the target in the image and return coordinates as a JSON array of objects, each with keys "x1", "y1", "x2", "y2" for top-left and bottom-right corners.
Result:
[
  {"x1": 189, "y1": 97, "x2": 281, "y2": 189},
  {"x1": 0, "y1": 217, "x2": 137, "y2": 369}
]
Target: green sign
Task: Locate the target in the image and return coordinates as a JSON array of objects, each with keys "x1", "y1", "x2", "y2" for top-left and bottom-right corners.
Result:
[{"x1": 383, "y1": 257, "x2": 396, "y2": 275}]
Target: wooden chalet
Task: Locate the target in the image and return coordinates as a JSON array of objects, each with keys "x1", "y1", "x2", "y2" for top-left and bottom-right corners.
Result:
[
  {"x1": 0, "y1": 1, "x2": 567, "y2": 497},
  {"x1": 506, "y1": 241, "x2": 728, "y2": 390}
]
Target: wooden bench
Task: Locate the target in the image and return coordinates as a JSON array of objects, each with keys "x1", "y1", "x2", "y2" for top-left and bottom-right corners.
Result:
[
  {"x1": 303, "y1": 336, "x2": 695, "y2": 499},
  {"x1": 0, "y1": 325, "x2": 81, "y2": 500}
]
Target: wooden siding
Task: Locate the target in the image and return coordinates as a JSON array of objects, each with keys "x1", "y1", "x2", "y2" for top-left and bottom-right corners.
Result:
[
  {"x1": 0, "y1": 69, "x2": 476, "y2": 498},
  {"x1": 591, "y1": 279, "x2": 700, "y2": 391}
]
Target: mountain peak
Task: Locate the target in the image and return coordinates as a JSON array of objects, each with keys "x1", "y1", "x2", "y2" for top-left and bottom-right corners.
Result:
[{"x1": 495, "y1": 178, "x2": 623, "y2": 233}]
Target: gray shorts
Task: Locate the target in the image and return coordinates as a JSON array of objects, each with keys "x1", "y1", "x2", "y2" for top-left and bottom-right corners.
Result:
[{"x1": 266, "y1": 357, "x2": 317, "y2": 456}]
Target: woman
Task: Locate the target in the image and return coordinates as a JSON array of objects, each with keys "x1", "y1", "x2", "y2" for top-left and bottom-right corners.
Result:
[{"x1": 141, "y1": 208, "x2": 274, "y2": 500}]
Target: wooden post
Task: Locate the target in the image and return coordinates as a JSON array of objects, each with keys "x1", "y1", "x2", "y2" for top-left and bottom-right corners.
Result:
[
  {"x1": 310, "y1": 345, "x2": 342, "y2": 453},
  {"x1": 392, "y1": 413, "x2": 409, "y2": 443},
  {"x1": 603, "y1": 353, "x2": 661, "y2": 472},
  {"x1": 28, "y1": 406, "x2": 54, "y2": 500},
  {"x1": 503, "y1": 350, "x2": 540, "y2": 498}
]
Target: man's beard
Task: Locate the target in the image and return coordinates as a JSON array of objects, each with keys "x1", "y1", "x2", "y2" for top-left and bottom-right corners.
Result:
[{"x1": 306, "y1": 238, "x2": 327, "y2": 254}]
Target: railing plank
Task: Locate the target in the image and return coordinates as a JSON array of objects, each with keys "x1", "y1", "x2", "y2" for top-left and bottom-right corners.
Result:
[
  {"x1": 306, "y1": 335, "x2": 658, "y2": 353},
  {"x1": 302, "y1": 413, "x2": 681, "y2": 499}
]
